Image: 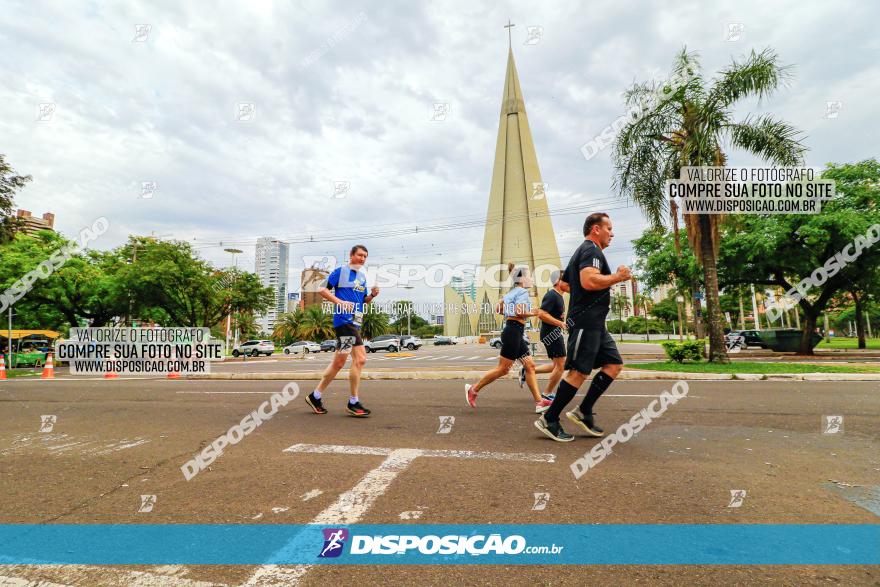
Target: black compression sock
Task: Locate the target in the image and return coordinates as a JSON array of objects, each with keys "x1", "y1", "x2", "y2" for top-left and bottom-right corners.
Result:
[
  {"x1": 579, "y1": 371, "x2": 615, "y2": 414},
  {"x1": 543, "y1": 380, "x2": 578, "y2": 423}
]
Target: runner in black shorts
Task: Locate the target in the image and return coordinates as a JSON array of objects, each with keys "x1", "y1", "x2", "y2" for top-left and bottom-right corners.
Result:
[
  {"x1": 519, "y1": 269, "x2": 569, "y2": 401},
  {"x1": 535, "y1": 212, "x2": 630, "y2": 442},
  {"x1": 305, "y1": 244, "x2": 379, "y2": 417},
  {"x1": 465, "y1": 263, "x2": 552, "y2": 414}
]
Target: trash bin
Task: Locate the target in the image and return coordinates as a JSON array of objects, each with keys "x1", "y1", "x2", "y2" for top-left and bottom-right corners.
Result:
[{"x1": 758, "y1": 329, "x2": 821, "y2": 352}]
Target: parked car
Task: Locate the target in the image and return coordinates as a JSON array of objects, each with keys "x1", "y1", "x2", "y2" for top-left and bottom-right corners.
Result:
[
  {"x1": 365, "y1": 334, "x2": 400, "y2": 353},
  {"x1": 488, "y1": 336, "x2": 502, "y2": 349},
  {"x1": 232, "y1": 340, "x2": 275, "y2": 357},
  {"x1": 320, "y1": 339, "x2": 337, "y2": 352},
  {"x1": 283, "y1": 341, "x2": 321, "y2": 354},
  {"x1": 434, "y1": 336, "x2": 457, "y2": 346},
  {"x1": 725, "y1": 330, "x2": 767, "y2": 349},
  {"x1": 399, "y1": 335, "x2": 423, "y2": 350}
]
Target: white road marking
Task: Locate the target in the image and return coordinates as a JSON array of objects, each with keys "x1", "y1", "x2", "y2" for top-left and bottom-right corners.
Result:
[
  {"x1": 300, "y1": 489, "x2": 322, "y2": 501},
  {"x1": 246, "y1": 443, "x2": 556, "y2": 585},
  {"x1": 605, "y1": 394, "x2": 702, "y2": 398}
]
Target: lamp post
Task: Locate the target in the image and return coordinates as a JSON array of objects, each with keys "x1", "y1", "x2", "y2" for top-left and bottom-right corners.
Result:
[
  {"x1": 224, "y1": 248, "x2": 243, "y2": 355},
  {"x1": 400, "y1": 285, "x2": 415, "y2": 336}
]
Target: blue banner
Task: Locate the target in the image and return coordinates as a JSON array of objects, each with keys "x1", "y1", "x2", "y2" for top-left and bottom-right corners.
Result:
[{"x1": 0, "y1": 524, "x2": 876, "y2": 565}]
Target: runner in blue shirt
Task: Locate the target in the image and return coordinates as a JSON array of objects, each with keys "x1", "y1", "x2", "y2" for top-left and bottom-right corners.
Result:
[{"x1": 305, "y1": 244, "x2": 379, "y2": 417}]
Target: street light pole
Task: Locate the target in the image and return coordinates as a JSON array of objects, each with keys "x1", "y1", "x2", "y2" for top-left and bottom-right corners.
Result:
[
  {"x1": 224, "y1": 248, "x2": 243, "y2": 356},
  {"x1": 401, "y1": 286, "x2": 415, "y2": 337}
]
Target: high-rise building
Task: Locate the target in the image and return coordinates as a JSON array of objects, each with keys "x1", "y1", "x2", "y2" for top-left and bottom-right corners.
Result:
[
  {"x1": 301, "y1": 266, "x2": 329, "y2": 308},
  {"x1": 610, "y1": 278, "x2": 639, "y2": 320},
  {"x1": 255, "y1": 237, "x2": 289, "y2": 334},
  {"x1": 443, "y1": 42, "x2": 561, "y2": 337}
]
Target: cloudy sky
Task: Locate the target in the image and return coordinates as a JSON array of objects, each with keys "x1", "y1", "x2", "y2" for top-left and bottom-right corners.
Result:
[{"x1": 2, "y1": 0, "x2": 878, "y2": 310}]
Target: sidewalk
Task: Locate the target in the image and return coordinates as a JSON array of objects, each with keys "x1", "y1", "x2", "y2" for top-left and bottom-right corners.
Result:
[{"x1": 187, "y1": 369, "x2": 880, "y2": 382}]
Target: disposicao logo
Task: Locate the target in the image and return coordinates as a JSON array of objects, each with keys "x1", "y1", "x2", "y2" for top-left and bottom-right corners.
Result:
[{"x1": 318, "y1": 528, "x2": 349, "y2": 558}]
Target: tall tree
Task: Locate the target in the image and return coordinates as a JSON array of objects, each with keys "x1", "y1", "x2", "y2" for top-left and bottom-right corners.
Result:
[
  {"x1": 298, "y1": 304, "x2": 334, "y2": 342},
  {"x1": 0, "y1": 155, "x2": 31, "y2": 244},
  {"x1": 613, "y1": 47, "x2": 807, "y2": 362},
  {"x1": 610, "y1": 293, "x2": 632, "y2": 341},
  {"x1": 361, "y1": 305, "x2": 390, "y2": 340},
  {"x1": 718, "y1": 160, "x2": 880, "y2": 354}
]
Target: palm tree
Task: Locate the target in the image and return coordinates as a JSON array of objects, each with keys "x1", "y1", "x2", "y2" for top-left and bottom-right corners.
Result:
[
  {"x1": 611, "y1": 293, "x2": 632, "y2": 341},
  {"x1": 298, "y1": 304, "x2": 334, "y2": 341},
  {"x1": 612, "y1": 47, "x2": 806, "y2": 362},
  {"x1": 361, "y1": 304, "x2": 390, "y2": 340},
  {"x1": 234, "y1": 311, "x2": 260, "y2": 340},
  {"x1": 272, "y1": 309, "x2": 304, "y2": 345},
  {"x1": 634, "y1": 293, "x2": 653, "y2": 341}
]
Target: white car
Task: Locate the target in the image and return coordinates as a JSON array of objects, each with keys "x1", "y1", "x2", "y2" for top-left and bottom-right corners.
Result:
[
  {"x1": 364, "y1": 334, "x2": 400, "y2": 353},
  {"x1": 232, "y1": 340, "x2": 275, "y2": 357},
  {"x1": 488, "y1": 337, "x2": 502, "y2": 349},
  {"x1": 284, "y1": 341, "x2": 322, "y2": 354}
]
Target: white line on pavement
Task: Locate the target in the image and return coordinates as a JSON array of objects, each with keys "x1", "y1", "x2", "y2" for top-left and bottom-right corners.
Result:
[{"x1": 246, "y1": 443, "x2": 555, "y2": 585}]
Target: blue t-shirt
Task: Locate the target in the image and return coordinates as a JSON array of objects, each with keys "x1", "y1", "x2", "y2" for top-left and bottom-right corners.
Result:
[
  {"x1": 502, "y1": 287, "x2": 531, "y2": 318},
  {"x1": 326, "y1": 266, "x2": 368, "y2": 328}
]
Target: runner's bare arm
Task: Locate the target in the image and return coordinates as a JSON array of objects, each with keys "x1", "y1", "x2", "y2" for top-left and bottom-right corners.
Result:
[
  {"x1": 536, "y1": 309, "x2": 565, "y2": 328},
  {"x1": 580, "y1": 266, "x2": 631, "y2": 291}
]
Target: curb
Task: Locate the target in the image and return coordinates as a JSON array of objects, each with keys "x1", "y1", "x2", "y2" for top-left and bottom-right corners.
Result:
[{"x1": 187, "y1": 371, "x2": 880, "y2": 382}]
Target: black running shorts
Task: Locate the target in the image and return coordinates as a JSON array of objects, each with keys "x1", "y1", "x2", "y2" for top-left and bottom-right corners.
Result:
[
  {"x1": 500, "y1": 320, "x2": 530, "y2": 361},
  {"x1": 334, "y1": 324, "x2": 364, "y2": 349},
  {"x1": 565, "y1": 328, "x2": 623, "y2": 374},
  {"x1": 542, "y1": 331, "x2": 567, "y2": 359}
]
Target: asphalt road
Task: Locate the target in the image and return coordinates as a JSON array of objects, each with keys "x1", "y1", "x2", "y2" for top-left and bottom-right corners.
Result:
[{"x1": 0, "y1": 376, "x2": 878, "y2": 586}]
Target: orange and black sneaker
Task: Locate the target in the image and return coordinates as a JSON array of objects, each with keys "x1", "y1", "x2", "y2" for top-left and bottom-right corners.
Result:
[
  {"x1": 305, "y1": 392, "x2": 328, "y2": 415},
  {"x1": 346, "y1": 401, "x2": 371, "y2": 417}
]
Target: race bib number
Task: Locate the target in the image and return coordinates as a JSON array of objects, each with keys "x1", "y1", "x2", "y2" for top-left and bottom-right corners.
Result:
[{"x1": 353, "y1": 310, "x2": 364, "y2": 326}]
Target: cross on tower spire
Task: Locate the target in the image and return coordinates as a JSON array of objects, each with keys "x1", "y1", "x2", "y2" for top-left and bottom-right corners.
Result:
[{"x1": 504, "y1": 19, "x2": 515, "y2": 48}]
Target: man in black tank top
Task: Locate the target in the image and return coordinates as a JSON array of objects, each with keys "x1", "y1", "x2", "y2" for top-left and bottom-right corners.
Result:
[{"x1": 535, "y1": 212, "x2": 630, "y2": 442}]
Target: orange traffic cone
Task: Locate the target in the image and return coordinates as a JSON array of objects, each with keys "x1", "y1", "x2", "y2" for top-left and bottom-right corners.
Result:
[
  {"x1": 41, "y1": 353, "x2": 55, "y2": 379},
  {"x1": 0, "y1": 354, "x2": 6, "y2": 380},
  {"x1": 167, "y1": 369, "x2": 180, "y2": 379},
  {"x1": 104, "y1": 349, "x2": 119, "y2": 379}
]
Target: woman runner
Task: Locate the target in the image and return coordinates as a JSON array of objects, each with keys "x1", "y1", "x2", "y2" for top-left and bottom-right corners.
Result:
[{"x1": 465, "y1": 263, "x2": 553, "y2": 413}]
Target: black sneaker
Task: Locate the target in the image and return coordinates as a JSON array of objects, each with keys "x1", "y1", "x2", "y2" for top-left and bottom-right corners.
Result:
[
  {"x1": 347, "y1": 401, "x2": 371, "y2": 417},
  {"x1": 305, "y1": 392, "x2": 328, "y2": 414},
  {"x1": 519, "y1": 366, "x2": 526, "y2": 388},
  {"x1": 566, "y1": 407, "x2": 604, "y2": 437},
  {"x1": 534, "y1": 415, "x2": 574, "y2": 442}
]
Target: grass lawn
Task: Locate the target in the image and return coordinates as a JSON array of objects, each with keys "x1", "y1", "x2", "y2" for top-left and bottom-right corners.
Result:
[
  {"x1": 627, "y1": 361, "x2": 880, "y2": 374},
  {"x1": 816, "y1": 337, "x2": 880, "y2": 350},
  {"x1": 4, "y1": 368, "x2": 44, "y2": 378}
]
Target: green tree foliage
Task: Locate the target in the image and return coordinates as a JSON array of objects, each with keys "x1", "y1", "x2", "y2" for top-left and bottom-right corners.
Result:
[
  {"x1": 613, "y1": 47, "x2": 806, "y2": 362},
  {"x1": 720, "y1": 159, "x2": 880, "y2": 353},
  {"x1": 0, "y1": 155, "x2": 31, "y2": 244}
]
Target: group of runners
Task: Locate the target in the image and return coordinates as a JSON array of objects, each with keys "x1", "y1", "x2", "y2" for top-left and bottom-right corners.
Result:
[{"x1": 304, "y1": 212, "x2": 632, "y2": 442}]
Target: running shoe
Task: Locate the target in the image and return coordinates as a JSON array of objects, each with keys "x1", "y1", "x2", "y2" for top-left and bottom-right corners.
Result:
[
  {"x1": 541, "y1": 393, "x2": 556, "y2": 402},
  {"x1": 534, "y1": 415, "x2": 574, "y2": 442},
  {"x1": 465, "y1": 384, "x2": 478, "y2": 408},
  {"x1": 519, "y1": 366, "x2": 526, "y2": 388},
  {"x1": 566, "y1": 407, "x2": 604, "y2": 437},
  {"x1": 305, "y1": 392, "x2": 328, "y2": 415},
  {"x1": 534, "y1": 398, "x2": 552, "y2": 413},
  {"x1": 346, "y1": 401, "x2": 371, "y2": 417}
]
